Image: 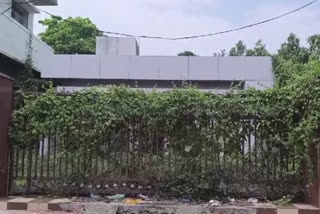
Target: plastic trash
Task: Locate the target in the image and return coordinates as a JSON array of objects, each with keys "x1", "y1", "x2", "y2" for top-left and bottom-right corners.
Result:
[
  {"x1": 209, "y1": 200, "x2": 221, "y2": 207},
  {"x1": 179, "y1": 196, "x2": 192, "y2": 204},
  {"x1": 248, "y1": 198, "x2": 258, "y2": 203},
  {"x1": 90, "y1": 193, "x2": 101, "y2": 200},
  {"x1": 138, "y1": 194, "x2": 151, "y2": 201},
  {"x1": 106, "y1": 194, "x2": 125, "y2": 201},
  {"x1": 124, "y1": 198, "x2": 143, "y2": 205}
]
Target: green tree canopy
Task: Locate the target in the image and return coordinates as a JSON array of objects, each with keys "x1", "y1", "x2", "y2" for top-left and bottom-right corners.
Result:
[
  {"x1": 246, "y1": 40, "x2": 270, "y2": 56},
  {"x1": 273, "y1": 33, "x2": 310, "y2": 87},
  {"x1": 229, "y1": 40, "x2": 270, "y2": 56},
  {"x1": 308, "y1": 34, "x2": 320, "y2": 59},
  {"x1": 178, "y1": 51, "x2": 197, "y2": 56},
  {"x1": 39, "y1": 16, "x2": 102, "y2": 54},
  {"x1": 229, "y1": 40, "x2": 247, "y2": 56},
  {"x1": 277, "y1": 33, "x2": 309, "y2": 64},
  {"x1": 227, "y1": 35, "x2": 319, "y2": 87},
  {"x1": 213, "y1": 49, "x2": 226, "y2": 56}
]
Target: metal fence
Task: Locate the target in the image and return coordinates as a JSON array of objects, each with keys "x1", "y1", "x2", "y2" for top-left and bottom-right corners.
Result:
[{"x1": 9, "y1": 117, "x2": 304, "y2": 199}]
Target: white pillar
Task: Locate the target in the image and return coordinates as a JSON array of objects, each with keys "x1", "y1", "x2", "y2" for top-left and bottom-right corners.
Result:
[{"x1": 27, "y1": 13, "x2": 34, "y2": 32}]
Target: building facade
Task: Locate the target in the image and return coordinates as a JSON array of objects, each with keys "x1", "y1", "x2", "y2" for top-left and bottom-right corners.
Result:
[
  {"x1": 0, "y1": 1, "x2": 275, "y2": 93},
  {"x1": 0, "y1": 0, "x2": 56, "y2": 75},
  {"x1": 43, "y1": 37, "x2": 274, "y2": 93}
]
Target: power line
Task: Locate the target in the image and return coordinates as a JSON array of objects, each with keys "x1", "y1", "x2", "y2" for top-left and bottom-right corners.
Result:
[
  {"x1": 0, "y1": 7, "x2": 11, "y2": 17},
  {"x1": 36, "y1": 8, "x2": 106, "y2": 35},
  {"x1": 36, "y1": 0, "x2": 319, "y2": 40},
  {"x1": 37, "y1": 7, "x2": 66, "y2": 19},
  {"x1": 2, "y1": 0, "x2": 319, "y2": 40},
  {"x1": 102, "y1": 0, "x2": 319, "y2": 40}
]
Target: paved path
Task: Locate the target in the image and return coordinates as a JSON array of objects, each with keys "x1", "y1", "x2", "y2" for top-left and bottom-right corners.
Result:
[
  {"x1": 0, "y1": 211, "x2": 72, "y2": 214},
  {"x1": 1, "y1": 197, "x2": 319, "y2": 214},
  {"x1": 0, "y1": 197, "x2": 73, "y2": 212}
]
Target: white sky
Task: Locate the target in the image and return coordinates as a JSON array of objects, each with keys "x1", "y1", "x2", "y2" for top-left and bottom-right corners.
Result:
[{"x1": 33, "y1": 0, "x2": 320, "y2": 56}]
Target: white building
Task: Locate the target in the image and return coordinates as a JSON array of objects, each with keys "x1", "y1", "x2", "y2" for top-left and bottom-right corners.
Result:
[
  {"x1": 0, "y1": 0, "x2": 56, "y2": 72},
  {"x1": 0, "y1": 0, "x2": 275, "y2": 93}
]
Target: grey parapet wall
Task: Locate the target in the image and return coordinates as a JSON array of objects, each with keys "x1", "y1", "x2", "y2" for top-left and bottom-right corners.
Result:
[
  {"x1": 37, "y1": 36, "x2": 274, "y2": 92},
  {"x1": 39, "y1": 55, "x2": 274, "y2": 92}
]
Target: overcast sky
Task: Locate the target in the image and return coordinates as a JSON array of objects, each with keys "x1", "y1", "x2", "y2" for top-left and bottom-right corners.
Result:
[{"x1": 33, "y1": 0, "x2": 320, "y2": 56}]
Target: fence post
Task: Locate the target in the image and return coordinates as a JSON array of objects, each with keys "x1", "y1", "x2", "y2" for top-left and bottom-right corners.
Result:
[
  {"x1": 8, "y1": 145, "x2": 14, "y2": 194},
  {"x1": 26, "y1": 142, "x2": 33, "y2": 195},
  {"x1": 0, "y1": 74, "x2": 14, "y2": 197}
]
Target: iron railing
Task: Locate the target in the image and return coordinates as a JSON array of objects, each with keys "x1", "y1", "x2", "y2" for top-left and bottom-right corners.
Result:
[{"x1": 9, "y1": 117, "x2": 304, "y2": 199}]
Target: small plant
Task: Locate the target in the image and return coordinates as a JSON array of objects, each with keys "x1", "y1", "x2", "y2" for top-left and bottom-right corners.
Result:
[{"x1": 273, "y1": 195, "x2": 293, "y2": 206}]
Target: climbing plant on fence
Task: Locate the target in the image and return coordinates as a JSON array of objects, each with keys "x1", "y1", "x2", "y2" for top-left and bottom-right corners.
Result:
[{"x1": 9, "y1": 60, "x2": 320, "y2": 200}]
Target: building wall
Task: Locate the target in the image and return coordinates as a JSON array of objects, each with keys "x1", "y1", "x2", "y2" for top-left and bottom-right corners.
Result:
[
  {"x1": 96, "y1": 37, "x2": 140, "y2": 56},
  {"x1": 0, "y1": 8, "x2": 54, "y2": 71},
  {"x1": 0, "y1": 2, "x2": 274, "y2": 92},
  {"x1": 0, "y1": 0, "x2": 12, "y2": 17},
  {"x1": 42, "y1": 55, "x2": 274, "y2": 91}
]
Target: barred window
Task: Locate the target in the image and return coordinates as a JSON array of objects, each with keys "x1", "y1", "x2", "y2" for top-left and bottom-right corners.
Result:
[{"x1": 11, "y1": 1, "x2": 29, "y2": 29}]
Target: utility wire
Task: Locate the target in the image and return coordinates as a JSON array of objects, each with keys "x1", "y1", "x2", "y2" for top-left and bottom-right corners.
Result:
[
  {"x1": 0, "y1": 6, "x2": 12, "y2": 17},
  {"x1": 2, "y1": 0, "x2": 319, "y2": 40},
  {"x1": 102, "y1": 0, "x2": 319, "y2": 40}
]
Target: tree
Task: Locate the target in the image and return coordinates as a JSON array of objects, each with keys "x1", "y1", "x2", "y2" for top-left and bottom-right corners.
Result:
[
  {"x1": 220, "y1": 49, "x2": 226, "y2": 56},
  {"x1": 308, "y1": 34, "x2": 320, "y2": 59},
  {"x1": 229, "y1": 40, "x2": 247, "y2": 56},
  {"x1": 273, "y1": 33, "x2": 310, "y2": 86},
  {"x1": 226, "y1": 34, "x2": 319, "y2": 87},
  {"x1": 39, "y1": 16, "x2": 102, "y2": 54},
  {"x1": 213, "y1": 49, "x2": 226, "y2": 56},
  {"x1": 178, "y1": 51, "x2": 197, "y2": 56},
  {"x1": 229, "y1": 40, "x2": 270, "y2": 57},
  {"x1": 246, "y1": 40, "x2": 270, "y2": 56},
  {"x1": 277, "y1": 33, "x2": 309, "y2": 64}
]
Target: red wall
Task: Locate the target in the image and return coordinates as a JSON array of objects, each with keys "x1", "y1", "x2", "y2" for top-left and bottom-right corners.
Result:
[{"x1": 0, "y1": 74, "x2": 13, "y2": 197}]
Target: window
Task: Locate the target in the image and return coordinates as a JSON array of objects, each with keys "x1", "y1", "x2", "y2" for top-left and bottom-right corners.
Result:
[{"x1": 11, "y1": 1, "x2": 28, "y2": 29}]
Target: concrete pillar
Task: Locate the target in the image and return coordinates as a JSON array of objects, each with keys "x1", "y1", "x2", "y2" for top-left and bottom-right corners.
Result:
[
  {"x1": 27, "y1": 13, "x2": 34, "y2": 33},
  {"x1": 95, "y1": 36, "x2": 139, "y2": 56}
]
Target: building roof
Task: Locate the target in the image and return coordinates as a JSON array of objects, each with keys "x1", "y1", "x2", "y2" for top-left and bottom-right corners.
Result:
[{"x1": 0, "y1": 72, "x2": 14, "y2": 81}]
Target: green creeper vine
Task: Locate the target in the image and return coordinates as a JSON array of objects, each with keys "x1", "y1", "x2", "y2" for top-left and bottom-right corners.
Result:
[
  {"x1": 9, "y1": 59, "x2": 320, "y2": 200},
  {"x1": 14, "y1": 34, "x2": 50, "y2": 94}
]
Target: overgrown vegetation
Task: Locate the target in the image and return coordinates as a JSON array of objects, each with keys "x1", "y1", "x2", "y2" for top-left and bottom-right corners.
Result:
[
  {"x1": 10, "y1": 59, "x2": 320, "y2": 199},
  {"x1": 8, "y1": 35, "x2": 49, "y2": 93},
  {"x1": 229, "y1": 33, "x2": 320, "y2": 87},
  {"x1": 10, "y1": 26, "x2": 320, "y2": 199},
  {"x1": 273, "y1": 195, "x2": 293, "y2": 206}
]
